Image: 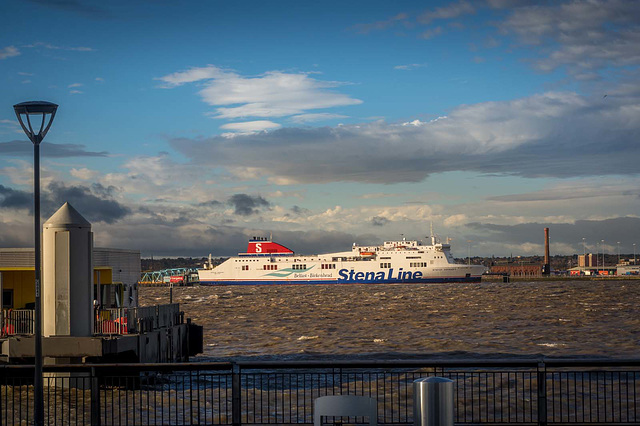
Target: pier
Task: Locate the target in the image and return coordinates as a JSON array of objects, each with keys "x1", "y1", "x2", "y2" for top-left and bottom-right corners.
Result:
[{"x1": 1, "y1": 203, "x2": 203, "y2": 364}]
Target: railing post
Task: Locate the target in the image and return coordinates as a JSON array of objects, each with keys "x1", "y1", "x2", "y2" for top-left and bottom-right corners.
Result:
[
  {"x1": 90, "y1": 367, "x2": 101, "y2": 426},
  {"x1": 537, "y1": 362, "x2": 547, "y2": 426},
  {"x1": 232, "y1": 362, "x2": 241, "y2": 426}
]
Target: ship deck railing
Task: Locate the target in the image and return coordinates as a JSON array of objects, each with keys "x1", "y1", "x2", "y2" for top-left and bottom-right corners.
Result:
[{"x1": 1, "y1": 357, "x2": 639, "y2": 425}]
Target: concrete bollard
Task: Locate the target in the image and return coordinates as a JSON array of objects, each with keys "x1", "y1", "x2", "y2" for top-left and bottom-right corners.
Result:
[{"x1": 414, "y1": 377, "x2": 454, "y2": 426}]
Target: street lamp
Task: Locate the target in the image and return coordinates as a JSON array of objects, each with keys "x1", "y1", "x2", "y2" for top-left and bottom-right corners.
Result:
[
  {"x1": 13, "y1": 101, "x2": 58, "y2": 426},
  {"x1": 617, "y1": 241, "x2": 621, "y2": 265},
  {"x1": 634, "y1": 243, "x2": 637, "y2": 266}
]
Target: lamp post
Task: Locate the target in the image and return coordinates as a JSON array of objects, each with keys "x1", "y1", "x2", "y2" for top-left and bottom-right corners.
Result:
[
  {"x1": 13, "y1": 101, "x2": 58, "y2": 426},
  {"x1": 601, "y1": 239, "x2": 605, "y2": 270},
  {"x1": 467, "y1": 240, "x2": 472, "y2": 266},
  {"x1": 617, "y1": 241, "x2": 621, "y2": 265},
  {"x1": 634, "y1": 243, "x2": 636, "y2": 266}
]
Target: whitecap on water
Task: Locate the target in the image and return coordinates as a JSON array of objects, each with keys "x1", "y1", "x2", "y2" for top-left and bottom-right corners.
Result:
[
  {"x1": 537, "y1": 343, "x2": 566, "y2": 348},
  {"x1": 297, "y1": 335, "x2": 319, "y2": 341}
]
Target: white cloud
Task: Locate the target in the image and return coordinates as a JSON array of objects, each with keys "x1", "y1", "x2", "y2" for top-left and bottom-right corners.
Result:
[
  {"x1": 352, "y1": 13, "x2": 409, "y2": 34},
  {"x1": 171, "y1": 87, "x2": 640, "y2": 185},
  {"x1": 69, "y1": 90, "x2": 83, "y2": 94},
  {"x1": 155, "y1": 65, "x2": 228, "y2": 87},
  {"x1": 70, "y1": 167, "x2": 98, "y2": 180},
  {"x1": 0, "y1": 46, "x2": 20, "y2": 59},
  {"x1": 101, "y1": 153, "x2": 217, "y2": 204},
  {"x1": 289, "y1": 113, "x2": 348, "y2": 123},
  {"x1": 421, "y1": 26, "x2": 443, "y2": 39},
  {"x1": 418, "y1": 1, "x2": 475, "y2": 24},
  {"x1": 444, "y1": 214, "x2": 469, "y2": 227},
  {"x1": 394, "y1": 63, "x2": 427, "y2": 70},
  {"x1": 220, "y1": 120, "x2": 281, "y2": 133},
  {"x1": 22, "y1": 42, "x2": 94, "y2": 52},
  {"x1": 68, "y1": 83, "x2": 83, "y2": 88},
  {"x1": 157, "y1": 66, "x2": 362, "y2": 119}
]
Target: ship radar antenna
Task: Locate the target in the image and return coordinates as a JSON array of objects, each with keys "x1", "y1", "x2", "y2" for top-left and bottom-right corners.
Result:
[{"x1": 269, "y1": 232, "x2": 273, "y2": 242}]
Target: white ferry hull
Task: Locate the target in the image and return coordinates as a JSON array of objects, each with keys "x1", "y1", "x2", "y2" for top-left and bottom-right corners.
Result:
[{"x1": 198, "y1": 235, "x2": 485, "y2": 286}]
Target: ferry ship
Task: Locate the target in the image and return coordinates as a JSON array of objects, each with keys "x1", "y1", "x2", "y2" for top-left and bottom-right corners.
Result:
[{"x1": 198, "y1": 230, "x2": 486, "y2": 285}]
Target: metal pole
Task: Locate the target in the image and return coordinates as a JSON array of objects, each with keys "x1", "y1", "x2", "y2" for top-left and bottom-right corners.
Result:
[
  {"x1": 413, "y1": 377, "x2": 454, "y2": 426},
  {"x1": 537, "y1": 362, "x2": 547, "y2": 426},
  {"x1": 232, "y1": 363, "x2": 241, "y2": 426},
  {"x1": 34, "y1": 141, "x2": 44, "y2": 425}
]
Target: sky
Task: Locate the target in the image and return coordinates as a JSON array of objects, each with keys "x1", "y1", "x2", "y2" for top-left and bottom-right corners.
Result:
[{"x1": 1, "y1": 0, "x2": 640, "y2": 259}]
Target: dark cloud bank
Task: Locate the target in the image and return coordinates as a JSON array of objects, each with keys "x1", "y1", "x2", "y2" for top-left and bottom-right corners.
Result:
[
  {"x1": 468, "y1": 217, "x2": 640, "y2": 252},
  {"x1": 0, "y1": 141, "x2": 108, "y2": 157},
  {"x1": 0, "y1": 181, "x2": 129, "y2": 223}
]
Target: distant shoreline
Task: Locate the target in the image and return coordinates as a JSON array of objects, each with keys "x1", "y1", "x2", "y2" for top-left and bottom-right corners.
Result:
[{"x1": 482, "y1": 275, "x2": 640, "y2": 283}]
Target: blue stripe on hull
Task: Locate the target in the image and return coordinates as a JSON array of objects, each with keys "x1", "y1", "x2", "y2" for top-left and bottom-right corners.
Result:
[{"x1": 199, "y1": 276, "x2": 482, "y2": 286}]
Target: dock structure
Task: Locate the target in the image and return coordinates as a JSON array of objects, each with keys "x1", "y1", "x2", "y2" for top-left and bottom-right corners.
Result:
[
  {"x1": 0, "y1": 202, "x2": 202, "y2": 364},
  {"x1": 139, "y1": 267, "x2": 200, "y2": 285}
]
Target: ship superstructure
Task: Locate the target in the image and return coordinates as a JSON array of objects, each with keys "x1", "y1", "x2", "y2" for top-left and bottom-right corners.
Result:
[{"x1": 198, "y1": 231, "x2": 486, "y2": 285}]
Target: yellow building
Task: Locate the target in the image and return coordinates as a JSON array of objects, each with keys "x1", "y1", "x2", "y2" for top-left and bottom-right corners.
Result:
[{"x1": 1, "y1": 247, "x2": 139, "y2": 310}]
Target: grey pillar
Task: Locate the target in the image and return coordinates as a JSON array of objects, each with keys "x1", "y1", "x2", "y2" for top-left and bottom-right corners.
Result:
[
  {"x1": 43, "y1": 202, "x2": 93, "y2": 337},
  {"x1": 414, "y1": 377, "x2": 454, "y2": 426}
]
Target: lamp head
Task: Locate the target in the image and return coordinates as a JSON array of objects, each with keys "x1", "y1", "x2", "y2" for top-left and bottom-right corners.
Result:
[{"x1": 13, "y1": 101, "x2": 58, "y2": 144}]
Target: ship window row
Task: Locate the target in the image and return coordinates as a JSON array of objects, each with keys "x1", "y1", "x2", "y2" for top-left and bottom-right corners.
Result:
[
  {"x1": 410, "y1": 262, "x2": 428, "y2": 267},
  {"x1": 406, "y1": 256, "x2": 421, "y2": 259},
  {"x1": 321, "y1": 264, "x2": 336, "y2": 269},
  {"x1": 292, "y1": 264, "x2": 306, "y2": 270},
  {"x1": 380, "y1": 256, "x2": 391, "y2": 260},
  {"x1": 380, "y1": 263, "x2": 391, "y2": 268},
  {"x1": 264, "y1": 265, "x2": 278, "y2": 270},
  {"x1": 236, "y1": 259, "x2": 260, "y2": 262}
]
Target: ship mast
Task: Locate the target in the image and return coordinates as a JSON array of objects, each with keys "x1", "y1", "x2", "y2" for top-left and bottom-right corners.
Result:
[{"x1": 430, "y1": 222, "x2": 436, "y2": 245}]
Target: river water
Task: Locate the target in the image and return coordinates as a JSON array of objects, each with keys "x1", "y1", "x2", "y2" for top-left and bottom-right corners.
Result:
[{"x1": 139, "y1": 280, "x2": 640, "y2": 361}]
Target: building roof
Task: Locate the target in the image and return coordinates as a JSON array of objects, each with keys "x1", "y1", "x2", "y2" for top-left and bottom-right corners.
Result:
[{"x1": 43, "y1": 202, "x2": 91, "y2": 228}]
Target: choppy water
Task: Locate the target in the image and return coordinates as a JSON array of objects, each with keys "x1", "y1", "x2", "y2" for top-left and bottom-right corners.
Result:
[{"x1": 139, "y1": 280, "x2": 640, "y2": 361}]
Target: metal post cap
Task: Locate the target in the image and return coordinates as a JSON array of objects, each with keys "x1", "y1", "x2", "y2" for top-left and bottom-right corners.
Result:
[{"x1": 414, "y1": 377, "x2": 454, "y2": 384}]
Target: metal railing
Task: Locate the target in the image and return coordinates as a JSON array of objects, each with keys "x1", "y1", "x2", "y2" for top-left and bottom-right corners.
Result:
[
  {"x1": 93, "y1": 303, "x2": 183, "y2": 335},
  {"x1": 2, "y1": 305, "x2": 183, "y2": 336},
  {"x1": 1, "y1": 358, "x2": 639, "y2": 425},
  {"x1": 1, "y1": 309, "x2": 34, "y2": 336}
]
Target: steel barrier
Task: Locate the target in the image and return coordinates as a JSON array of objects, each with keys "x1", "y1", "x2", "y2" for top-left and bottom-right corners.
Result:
[
  {"x1": 93, "y1": 304, "x2": 182, "y2": 335},
  {"x1": 1, "y1": 309, "x2": 34, "y2": 336},
  {"x1": 1, "y1": 358, "x2": 639, "y2": 425}
]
